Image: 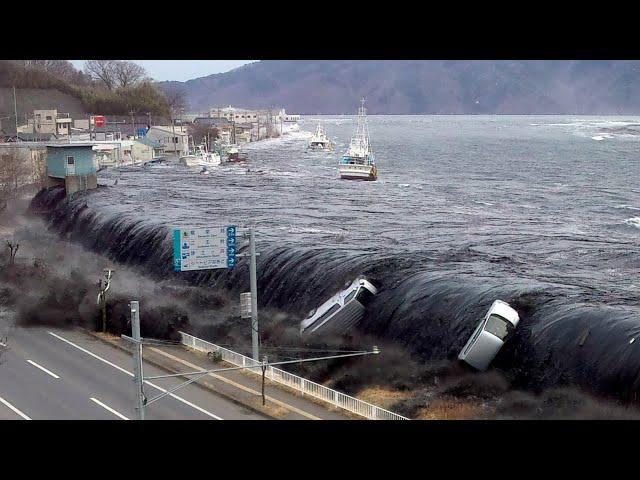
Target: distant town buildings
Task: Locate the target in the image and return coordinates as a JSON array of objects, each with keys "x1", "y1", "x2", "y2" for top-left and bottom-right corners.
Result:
[
  {"x1": 0, "y1": 104, "x2": 301, "y2": 179},
  {"x1": 207, "y1": 106, "x2": 300, "y2": 125}
]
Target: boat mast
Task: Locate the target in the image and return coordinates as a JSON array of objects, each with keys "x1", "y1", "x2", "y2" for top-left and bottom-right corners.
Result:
[{"x1": 351, "y1": 97, "x2": 371, "y2": 155}]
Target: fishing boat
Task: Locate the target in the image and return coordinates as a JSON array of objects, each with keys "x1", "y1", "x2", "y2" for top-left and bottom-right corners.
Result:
[
  {"x1": 179, "y1": 143, "x2": 221, "y2": 168},
  {"x1": 338, "y1": 98, "x2": 377, "y2": 181},
  {"x1": 224, "y1": 144, "x2": 247, "y2": 163},
  {"x1": 308, "y1": 123, "x2": 333, "y2": 150}
]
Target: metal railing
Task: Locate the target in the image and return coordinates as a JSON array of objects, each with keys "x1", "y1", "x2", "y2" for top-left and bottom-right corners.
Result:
[{"x1": 179, "y1": 332, "x2": 408, "y2": 420}]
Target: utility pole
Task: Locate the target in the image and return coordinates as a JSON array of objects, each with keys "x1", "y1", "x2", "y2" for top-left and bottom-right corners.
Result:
[
  {"x1": 13, "y1": 86, "x2": 19, "y2": 142},
  {"x1": 130, "y1": 301, "x2": 145, "y2": 420},
  {"x1": 129, "y1": 110, "x2": 135, "y2": 138},
  {"x1": 238, "y1": 228, "x2": 260, "y2": 360}
]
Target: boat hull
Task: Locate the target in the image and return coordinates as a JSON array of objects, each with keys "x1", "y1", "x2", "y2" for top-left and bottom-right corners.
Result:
[
  {"x1": 338, "y1": 164, "x2": 377, "y2": 181},
  {"x1": 309, "y1": 142, "x2": 332, "y2": 150},
  {"x1": 180, "y1": 155, "x2": 221, "y2": 168}
]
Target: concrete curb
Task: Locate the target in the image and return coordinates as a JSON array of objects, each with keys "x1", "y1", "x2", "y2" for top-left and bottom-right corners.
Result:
[{"x1": 80, "y1": 328, "x2": 278, "y2": 420}]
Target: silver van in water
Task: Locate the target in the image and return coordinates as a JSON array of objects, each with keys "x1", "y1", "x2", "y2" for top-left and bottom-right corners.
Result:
[
  {"x1": 458, "y1": 299, "x2": 520, "y2": 371},
  {"x1": 300, "y1": 278, "x2": 378, "y2": 337}
]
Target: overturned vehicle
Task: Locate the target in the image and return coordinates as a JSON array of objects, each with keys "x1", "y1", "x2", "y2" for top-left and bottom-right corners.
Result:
[
  {"x1": 300, "y1": 277, "x2": 378, "y2": 338},
  {"x1": 458, "y1": 299, "x2": 520, "y2": 371}
]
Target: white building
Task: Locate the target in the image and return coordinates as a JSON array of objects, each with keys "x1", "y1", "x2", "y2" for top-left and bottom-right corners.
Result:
[
  {"x1": 208, "y1": 106, "x2": 301, "y2": 125},
  {"x1": 56, "y1": 117, "x2": 72, "y2": 136},
  {"x1": 273, "y1": 108, "x2": 301, "y2": 123},
  {"x1": 208, "y1": 106, "x2": 261, "y2": 125},
  {"x1": 144, "y1": 125, "x2": 189, "y2": 155}
]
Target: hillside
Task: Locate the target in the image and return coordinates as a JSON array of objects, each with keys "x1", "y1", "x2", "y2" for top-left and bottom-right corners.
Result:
[
  {"x1": 161, "y1": 60, "x2": 640, "y2": 114},
  {"x1": 0, "y1": 61, "x2": 171, "y2": 124},
  {"x1": 0, "y1": 87, "x2": 86, "y2": 118}
]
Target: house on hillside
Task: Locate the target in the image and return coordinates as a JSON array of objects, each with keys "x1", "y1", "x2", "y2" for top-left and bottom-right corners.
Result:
[{"x1": 23, "y1": 110, "x2": 74, "y2": 136}]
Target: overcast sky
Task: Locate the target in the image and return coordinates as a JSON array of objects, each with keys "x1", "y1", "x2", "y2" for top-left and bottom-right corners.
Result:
[{"x1": 70, "y1": 60, "x2": 257, "y2": 82}]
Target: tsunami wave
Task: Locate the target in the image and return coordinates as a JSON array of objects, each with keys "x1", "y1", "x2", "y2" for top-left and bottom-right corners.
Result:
[{"x1": 30, "y1": 186, "x2": 640, "y2": 403}]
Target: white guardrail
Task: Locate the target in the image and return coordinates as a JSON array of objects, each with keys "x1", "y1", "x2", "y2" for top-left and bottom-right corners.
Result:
[{"x1": 179, "y1": 332, "x2": 408, "y2": 420}]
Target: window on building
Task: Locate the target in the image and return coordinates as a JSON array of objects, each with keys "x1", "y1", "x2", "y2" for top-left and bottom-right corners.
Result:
[
  {"x1": 46, "y1": 116, "x2": 52, "y2": 121},
  {"x1": 67, "y1": 156, "x2": 75, "y2": 165},
  {"x1": 173, "y1": 137, "x2": 178, "y2": 143}
]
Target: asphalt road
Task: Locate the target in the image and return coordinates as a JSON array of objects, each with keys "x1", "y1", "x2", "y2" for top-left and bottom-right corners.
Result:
[{"x1": 0, "y1": 327, "x2": 266, "y2": 420}]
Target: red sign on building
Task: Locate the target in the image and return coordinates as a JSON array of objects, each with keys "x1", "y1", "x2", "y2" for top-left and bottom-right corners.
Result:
[{"x1": 93, "y1": 115, "x2": 106, "y2": 128}]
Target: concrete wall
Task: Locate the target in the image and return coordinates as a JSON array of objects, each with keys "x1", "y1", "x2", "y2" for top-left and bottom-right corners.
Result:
[{"x1": 65, "y1": 174, "x2": 97, "y2": 195}]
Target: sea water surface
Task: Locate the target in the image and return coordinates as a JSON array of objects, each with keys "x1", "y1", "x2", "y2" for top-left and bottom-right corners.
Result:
[{"x1": 38, "y1": 116, "x2": 640, "y2": 399}]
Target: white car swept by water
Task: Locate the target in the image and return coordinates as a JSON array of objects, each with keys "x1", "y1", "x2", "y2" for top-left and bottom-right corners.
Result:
[
  {"x1": 300, "y1": 278, "x2": 378, "y2": 337},
  {"x1": 458, "y1": 300, "x2": 520, "y2": 371}
]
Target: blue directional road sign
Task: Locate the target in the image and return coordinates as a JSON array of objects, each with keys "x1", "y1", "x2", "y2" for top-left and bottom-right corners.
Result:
[{"x1": 173, "y1": 226, "x2": 237, "y2": 271}]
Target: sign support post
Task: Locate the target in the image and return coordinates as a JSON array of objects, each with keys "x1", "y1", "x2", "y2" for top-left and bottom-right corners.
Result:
[{"x1": 249, "y1": 228, "x2": 259, "y2": 361}]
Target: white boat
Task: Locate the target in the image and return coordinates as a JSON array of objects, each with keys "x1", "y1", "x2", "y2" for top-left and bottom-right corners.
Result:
[
  {"x1": 180, "y1": 143, "x2": 221, "y2": 168},
  {"x1": 308, "y1": 123, "x2": 333, "y2": 150},
  {"x1": 338, "y1": 98, "x2": 377, "y2": 181}
]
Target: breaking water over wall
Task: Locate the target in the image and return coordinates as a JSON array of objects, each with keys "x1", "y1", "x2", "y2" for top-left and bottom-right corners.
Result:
[
  {"x1": 32, "y1": 187, "x2": 640, "y2": 402},
  {"x1": 29, "y1": 116, "x2": 640, "y2": 402}
]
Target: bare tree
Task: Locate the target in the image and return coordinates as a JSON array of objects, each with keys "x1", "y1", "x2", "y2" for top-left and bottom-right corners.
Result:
[
  {"x1": 189, "y1": 123, "x2": 219, "y2": 147},
  {"x1": 26, "y1": 60, "x2": 76, "y2": 79},
  {"x1": 84, "y1": 60, "x2": 118, "y2": 90},
  {"x1": 84, "y1": 60, "x2": 148, "y2": 90},
  {"x1": 6, "y1": 241, "x2": 19, "y2": 265},
  {"x1": 164, "y1": 86, "x2": 188, "y2": 118},
  {"x1": 113, "y1": 61, "x2": 147, "y2": 88},
  {"x1": 0, "y1": 149, "x2": 31, "y2": 210}
]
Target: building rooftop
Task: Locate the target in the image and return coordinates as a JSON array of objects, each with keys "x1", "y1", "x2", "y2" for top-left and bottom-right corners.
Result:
[
  {"x1": 148, "y1": 125, "x2": 188, "y2": 135},
  {"x1": 46, "y1": 142, "x2": 97, "y2": 148},
  {"x1": 135, "y1": 137, "x2": 164, "y2": 148}
]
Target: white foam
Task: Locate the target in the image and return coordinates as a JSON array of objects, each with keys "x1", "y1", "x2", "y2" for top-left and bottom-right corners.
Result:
[{"x1": 623, "y1": 217, "x2": 640, "y2": 228}]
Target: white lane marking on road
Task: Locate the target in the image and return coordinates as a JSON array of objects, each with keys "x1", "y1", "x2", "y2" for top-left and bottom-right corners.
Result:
[
  {"x1": 0, "y1": 395, "x2": 31, "y2": 420},
  {"x1": 27, "y1": 360, "x2": 60, "y2": 379},
  {"x1": 47, "y1": 331, "x2": 223, "y2": 420},
  {"x1": 90, "y1": 397, "x2": 129, "y2": 420}
]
